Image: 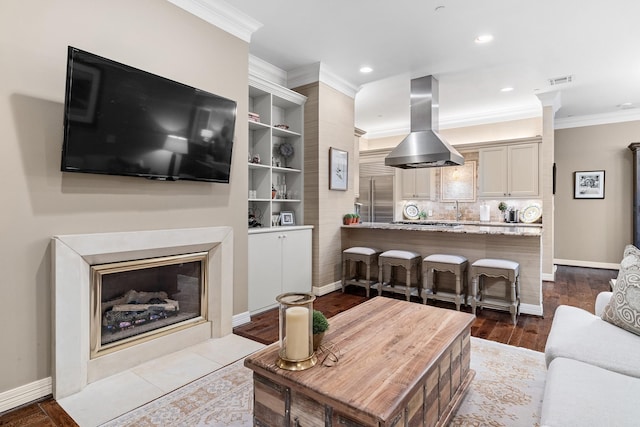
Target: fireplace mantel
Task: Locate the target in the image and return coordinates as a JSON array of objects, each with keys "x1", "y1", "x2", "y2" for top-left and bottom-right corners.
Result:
[{"x1": 52, "y1": 227, "x2": 234, "y2": 400}]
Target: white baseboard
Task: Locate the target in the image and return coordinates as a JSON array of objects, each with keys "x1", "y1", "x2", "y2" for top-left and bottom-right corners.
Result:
[
  {"x1": 313, "y1": 281, "x2": 342, "y2": 296},
  {"x1": 232, "y1": 311, "x2": 251, "y2": 327},
  {"x1": 554, "y1": 259, "x2": 620, "y2": 270},
  {"x1": 520, "y1": 303, "x2": 544, "y2": 317},
  {"x1": 0, "y1": 377, "x2": 51, "y2": 414},
  {"x1": 542, "y1": 272, "x2": 555, "y2": 281}
]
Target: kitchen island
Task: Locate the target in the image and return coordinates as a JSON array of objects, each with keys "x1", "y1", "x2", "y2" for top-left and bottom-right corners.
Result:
[{"x1": 341, "y1": 221, "x2": 543, "y2": 315}]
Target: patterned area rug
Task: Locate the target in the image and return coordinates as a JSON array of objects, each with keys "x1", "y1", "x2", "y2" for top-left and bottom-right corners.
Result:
[
  {"x1": 103, "y1": 337, "x2": 546, "y2": 427},
  {"x1": 450, "y1": 338, "x2": 546, "y2": 426}
]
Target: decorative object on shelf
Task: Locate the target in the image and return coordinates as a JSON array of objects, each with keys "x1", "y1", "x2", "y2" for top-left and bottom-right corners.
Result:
[
  {"x1": 441, "y1": 161, "x2": 476, "y2": 202},
  {"x1": 250, "y1": 154, "x2": 261, "y2": 164},
  {"x1": 280, "y1": 211, "x2": 295, "y2": 226},
  {"x1": 498, "y1": 201, "x2": 508, "y2": 222},
  {"x1": 275, "y1": 142, "x2": 294, "y2": 168},
  {"x1": 403, "y1": 203, "x2": 420, "y2": 220},
  {"x1": 343, "y1": 213, "x2": 359, "y2": 225},
  {"x1": 271, "y1": 214, "x2": 280, "y2": 227},
  {"x1": 274, "y1": 124, "x2": 290, "y2": 130},
  {"x1": 275, "y1": 292, "x2": 317, "y2": 371},
  {"x1": 574, "y1": 170, "x2": 605, "y2": 199},
  {"x1": 329, "y1": 147, "x2": 348, "y2": 190},
  {"x1": 272, "y1": 185, "x2": 277, "y2": 199},
  {"x1": 312, "y1": 309, "x2": 329, "y2": 351},
  {"x1": 520, "y1": 204, "x2": 542, "y2": 223},
  {"x1": 248, "y1": 112, "x2": 260, "y2": 123}
]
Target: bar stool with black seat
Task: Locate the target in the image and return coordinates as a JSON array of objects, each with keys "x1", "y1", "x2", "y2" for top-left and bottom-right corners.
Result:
[
  {"x1": 342, "y1": 246, "x2": 383, "y2": 297},
  {"x1": 422, "y1": 254, "x2": 469, "y2": 311},
  {"x1": 377, "y1": 250, "x2": 422, "y2": 301},
  {"x1": 469, "y1": 258, "x2": 520, "y2": 324}
]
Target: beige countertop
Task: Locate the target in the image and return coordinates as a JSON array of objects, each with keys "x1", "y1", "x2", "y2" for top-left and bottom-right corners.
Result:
[{"x1": 342, "y1": 221, "x2": 542, "y2": 237}]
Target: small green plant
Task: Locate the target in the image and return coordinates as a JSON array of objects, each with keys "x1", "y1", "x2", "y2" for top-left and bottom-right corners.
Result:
[
  {"x1": 312, "y1": 310, "x2": 329, "y2": 334},
  {"x1": 498, "y1": 202, "x2": 508, "y2": 212}
]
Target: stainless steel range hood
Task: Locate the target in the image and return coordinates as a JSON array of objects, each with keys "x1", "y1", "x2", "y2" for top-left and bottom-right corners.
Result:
[{"x1": 385, "y1": 75, "x2": 463, "y2": 168}]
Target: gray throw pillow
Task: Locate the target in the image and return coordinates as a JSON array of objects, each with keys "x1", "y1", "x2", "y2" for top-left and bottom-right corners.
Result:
[{"x1": 601, "y1": 244, "x2": 640, "y2": 336}]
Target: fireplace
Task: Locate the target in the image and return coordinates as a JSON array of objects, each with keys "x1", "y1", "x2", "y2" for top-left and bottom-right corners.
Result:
[
  {"x1": 52, "y1": 227, "x2": 233, "y2": 400},
  {"x1": 91, "y1": 253, "x2": 208, "y2": 358}
]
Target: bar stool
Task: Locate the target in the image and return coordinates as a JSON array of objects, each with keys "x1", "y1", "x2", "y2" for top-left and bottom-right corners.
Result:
[
  {"x1": 377, "y1": 250, "x2": 422, "y2": 301},
  {"x1": 342, "y1": 247, "x2": 382, "y2": 297},
  {"x1": 469, "y1": 258, "x2": 520, "y2": 324},
  {"x1": 422, "y1": 254, "x2": 468, "y2": 311}
]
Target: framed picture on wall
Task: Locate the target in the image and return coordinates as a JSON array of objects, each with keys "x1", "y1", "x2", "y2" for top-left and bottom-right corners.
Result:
[
  {"x1": 329, "y1": 147, "x2": 348, "y2": 190},
  {"x1": 574, "y1": 170, "x2": 605, "y2": 199}
]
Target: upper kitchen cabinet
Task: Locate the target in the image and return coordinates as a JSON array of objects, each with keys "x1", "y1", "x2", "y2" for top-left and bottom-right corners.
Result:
[
  {"x1": 400, "y1": 168, "x2": 435, "y2": 199},
  {"x1": 248, "y1": 75, "x2": 306, "y2": 228},
  {"x1": 479, "y1": 142, "x2": 539, "y2": 198}
]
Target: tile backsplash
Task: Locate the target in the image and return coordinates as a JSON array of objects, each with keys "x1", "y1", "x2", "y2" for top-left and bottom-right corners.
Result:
[
  {"x1": 397, "y1": 151, "x2": 542, "y2": 223},
  {"x1": 397, "y1": 198, "x2": 542, "y2": 223}
]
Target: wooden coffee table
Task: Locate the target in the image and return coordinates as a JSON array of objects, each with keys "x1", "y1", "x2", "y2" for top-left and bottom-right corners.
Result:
[{"x1": 244, "y1": 297, "x2": 475, "y2": 426}]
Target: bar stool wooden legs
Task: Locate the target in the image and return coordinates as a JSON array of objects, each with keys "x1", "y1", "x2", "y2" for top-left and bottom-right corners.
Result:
[
  {"x1": 422, "y1": 254, "x2": 468, "y2": 311},
  {"x1": 342, "y1": 247, "x2": 382, "y2": 297},
  {"x1": 377, "y1": 250, "x2": 422, "y2": 301},
  {"x1": 470, "y1": 258, "x2": 520, "y2": 324}
]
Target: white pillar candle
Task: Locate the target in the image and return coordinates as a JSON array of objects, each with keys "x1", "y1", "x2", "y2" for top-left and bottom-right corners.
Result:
[{"x1": 285, "y1": 306, "x2": 309, "y2": 360}]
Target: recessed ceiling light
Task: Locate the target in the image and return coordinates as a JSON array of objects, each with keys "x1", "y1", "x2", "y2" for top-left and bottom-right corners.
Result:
[
  {"x1": 475, "y1": 34, "x2": 494, "y2": 44},
  {"x1": 360, "y1": 66, "x2": 373, "y2": 73},
  {"x1": 500, "y1": 87, "x2": 514, "y2": 92},
  {"x1": 618, "y1": 102, "x2": 635, "y2": 109}
]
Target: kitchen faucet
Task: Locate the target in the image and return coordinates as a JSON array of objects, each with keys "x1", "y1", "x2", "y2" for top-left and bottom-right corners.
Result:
[{"x1": 454, "y1": 200, "x2": 462, "y2": 221}]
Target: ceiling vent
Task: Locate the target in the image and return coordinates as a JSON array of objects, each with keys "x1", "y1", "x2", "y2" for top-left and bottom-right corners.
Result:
[{"x1": 548, "y1": 75, "x2": 574, "y2": 86}]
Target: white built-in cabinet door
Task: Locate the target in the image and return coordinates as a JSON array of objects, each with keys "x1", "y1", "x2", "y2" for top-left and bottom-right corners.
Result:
[
  {"x1": 248, "y1": 228, "x2": 312, "y2": 313},
  {"x1": 508, "y1": 143, "x2": 539, "y2": 197},
  {"x1": 479, "y1": 143, "x2": 539, "y2": 198},
  {"x1": 400, "y1": 168, "x2": 434, "y2": 199}
]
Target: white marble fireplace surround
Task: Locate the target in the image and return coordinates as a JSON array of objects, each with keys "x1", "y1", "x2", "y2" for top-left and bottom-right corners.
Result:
[{"x1": 52, "y1": 226, "x2": 234, "y2": 400}]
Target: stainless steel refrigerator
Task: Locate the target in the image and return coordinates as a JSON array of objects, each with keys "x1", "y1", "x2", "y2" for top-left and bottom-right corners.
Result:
[{"x1": 358, "y1": 174, "x2": 394, "y2": 223}]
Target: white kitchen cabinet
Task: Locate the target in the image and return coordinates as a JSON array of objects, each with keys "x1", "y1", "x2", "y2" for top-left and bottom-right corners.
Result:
[
  {"x1": 248, "y1": 227, "x2": 312, "y2": 313},
  {"x1": 399, "y1": 168, "x2": 435, "y2": 199},
  {"x1": 479, "y1": 143, "x2": 539, "y2": 198}
]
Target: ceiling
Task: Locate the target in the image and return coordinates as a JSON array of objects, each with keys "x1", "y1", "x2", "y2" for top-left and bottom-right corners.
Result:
[{"x1": 231, "y1": 0, "x2": 640, "y2": 137}]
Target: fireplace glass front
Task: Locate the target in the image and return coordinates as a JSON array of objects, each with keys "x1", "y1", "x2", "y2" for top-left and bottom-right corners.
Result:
[{"x1": 91, "y1": 252, "x2": 207, "y2": 358}]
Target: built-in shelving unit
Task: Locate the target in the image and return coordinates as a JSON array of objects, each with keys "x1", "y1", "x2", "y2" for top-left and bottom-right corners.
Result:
[{"x1": 248, "y1": 75, "x2": 306, "y2": 228}]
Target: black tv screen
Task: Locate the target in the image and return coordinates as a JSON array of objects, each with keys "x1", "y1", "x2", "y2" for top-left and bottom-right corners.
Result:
[{"x1": 62, "y1": 47, "x2": 237, "y2": 183}]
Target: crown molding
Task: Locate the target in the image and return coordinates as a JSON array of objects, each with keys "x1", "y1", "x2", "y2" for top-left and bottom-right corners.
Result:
[
  {"x1": 535, "y1": 91, "x2": 562, "y2": 114},
  {"x1": 248, "y1": 55, "x2": 287, "y2": 87},
  {"x1": 166, "y1": 0, "x2": 262, "y2": 43},
  {"x1": 439, "y1": 105, "x2": 542, "y2": 129},
  {"x1": 288, "y1": 62, "x2": 359, "y2": 98},
  {"x1": 249, "y1": 74, "x2": 307, "y2": 106},
  {"x1": 364, "y1": 126, "x2": 410, "y2": 139},
  {"x1": 554, "y1": 109, "x2": 640, "y2": 129},
  {"x1": 363, "y1": 105, "x2": 542, "y2": 139}
]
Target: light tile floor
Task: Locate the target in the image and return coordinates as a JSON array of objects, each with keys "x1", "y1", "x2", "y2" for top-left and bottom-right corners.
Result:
[{"x1": 58, "y1": 334, "x2": 265, "y2": 427}]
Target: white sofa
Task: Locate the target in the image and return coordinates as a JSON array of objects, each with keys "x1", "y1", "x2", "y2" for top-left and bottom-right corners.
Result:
[{"x1": 541, "y1": 292, "x2": 640, "y2": 426}]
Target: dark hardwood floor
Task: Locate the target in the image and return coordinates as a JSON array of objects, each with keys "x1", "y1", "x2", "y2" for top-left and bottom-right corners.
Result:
[
  {"x1": 235, "y1": 265, "x2": 617, "y2": 353},
  {"x1": 0, "y1": 265, "x2": 616, "y2": 426}
]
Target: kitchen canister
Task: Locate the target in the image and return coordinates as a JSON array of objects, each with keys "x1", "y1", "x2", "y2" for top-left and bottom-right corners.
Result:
[{"x1": 479, "y1": 204, "x2": 491, "y2": 222}]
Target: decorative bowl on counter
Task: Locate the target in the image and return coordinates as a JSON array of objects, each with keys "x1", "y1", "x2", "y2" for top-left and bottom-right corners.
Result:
[
  {"x1": 403, "y1": 203, "x2": 420, "y2": 220},
  {"x1": 520, "y1": 204, "x2": 542, "y2": 223}
]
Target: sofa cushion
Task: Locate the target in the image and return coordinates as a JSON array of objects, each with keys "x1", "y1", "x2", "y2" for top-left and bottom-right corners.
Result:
[
  {"x1": 545, "y1": 304, "x2": 640, "y2": 378},
  {"x1": 541, "y1": 357, "x2": 640, "y2": 427},
  {"x1": 601, "y1": 244, "x2": 640, "y2": 336}
]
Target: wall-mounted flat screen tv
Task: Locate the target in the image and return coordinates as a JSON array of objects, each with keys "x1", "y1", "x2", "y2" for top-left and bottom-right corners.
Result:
[{"x1": 62, "y1": 47, "x2": 237, "y2": 183}]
